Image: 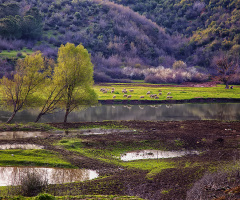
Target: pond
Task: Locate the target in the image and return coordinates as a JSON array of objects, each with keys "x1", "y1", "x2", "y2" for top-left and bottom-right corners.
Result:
[
  {"x1": 66, "y1": 128, "x2": 134, "y2": 135},
  {"x1": 120, "y1": 150, "x2": 199, "y2": 161},
  {"x1": 0, "y1": 167, "x2": 99, "y2": 186},
  {"x1": 0, "y1": 103, "x2": 240, "y2": 123},
  {"x1": 0, "y1": 131, "x2": 49, "y2": 140},
  {"x1": 0, "y1": 144, "x2": 44, "y2": 150}
]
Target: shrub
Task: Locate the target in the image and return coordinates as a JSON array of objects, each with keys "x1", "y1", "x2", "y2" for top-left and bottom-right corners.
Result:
[
  {"x1": 93, "y1": 71, "x2": 113, "y2": 82},
  {"x1": 172, "y1": 60, "x2": 187, "y2": 70},
  {"x1": 17, "y1": 52, "x2": 23, "y2": 57},
  {"x1": 143, "y1": 66, "x2": 209, "y2": 84},
  {"x1": 121, "y1": 66, "x2": 145, "y2": 80},
  {"x1": 19, "y1": 170, "x2": 48, "y2": 197},
  {"x1": 35, "y1": 193, "x2": 55, "y2": 200}
]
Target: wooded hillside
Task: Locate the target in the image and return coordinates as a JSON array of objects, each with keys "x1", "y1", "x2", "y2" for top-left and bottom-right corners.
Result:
[{"x1": 0, "y1": 0, "x2": 239, "y2": 82}]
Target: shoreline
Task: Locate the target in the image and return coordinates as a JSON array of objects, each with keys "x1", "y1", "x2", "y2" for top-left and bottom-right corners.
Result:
[{"x1": 99, "y1": 98, "x2": 240, "y2": 105}]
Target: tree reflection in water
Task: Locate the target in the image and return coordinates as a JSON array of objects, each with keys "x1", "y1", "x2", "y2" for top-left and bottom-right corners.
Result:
[
  {"x1": 0, "y1": 167, "x2": 98, "y2": 186},
  {"x1": 1, "y1": 103, "x2": 240, "y2": 122}
]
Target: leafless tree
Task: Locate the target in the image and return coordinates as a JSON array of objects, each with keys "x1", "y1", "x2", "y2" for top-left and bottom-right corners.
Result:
[{"x1": 214, "y1": 55, "x2": 238, "y2": 89}]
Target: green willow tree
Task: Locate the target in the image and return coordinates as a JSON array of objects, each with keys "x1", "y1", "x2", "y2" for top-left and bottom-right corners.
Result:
[
  {"x1": 54, "y1": 43, "x2": 98, "y2": 123},
  {"x1": 34, "y1": 58, "x2": 67, "y2": 123},
  {"x1": 1, "y1": 52, "x2": 51, "y2": 123}
]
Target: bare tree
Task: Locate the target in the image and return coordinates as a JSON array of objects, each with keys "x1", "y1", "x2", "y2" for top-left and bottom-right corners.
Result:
[{"x1": 214, "y1": 55, "x2": 238, "y2": 89}]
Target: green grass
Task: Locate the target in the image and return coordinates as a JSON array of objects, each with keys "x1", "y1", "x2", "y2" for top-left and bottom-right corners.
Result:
[
  {"x1": 0, "y1": 123, "x2": 55, "y2": 131},
  {"x1": 0, "y1": 83, "x2": 239, "y2": 105},
  {"x1": 94, "y1": 84, "x2": 240, "y2": 101},
  {"x1": 0, "y1": 48, "x2": 33, "y2": 59},
  {"x1": 57, "y1": 138, "x2": 175, "y2": 178},
  {"x1": 0, "y1": 149, "x2": 74, "y2": 168}
]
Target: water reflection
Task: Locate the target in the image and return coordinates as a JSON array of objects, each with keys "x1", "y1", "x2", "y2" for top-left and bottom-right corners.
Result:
[
  {"x1": 0, "y1": 103, "x2": 240, "y2": 122},
  {"x1": 0, "y1": 167, "x2": 98, "y2": 186},
  {"x1": 0, "y1": 144, "x2": 44, "y2": 150},
  {"x1": 0, "y1": 131, "x2": 49, "y2": 140},
  {"x1": 67, "y1": 128, "x2": 133, "y2": 135},
  {"x1": 121, "y1": 150, "x2": 199, "y2": 161}
]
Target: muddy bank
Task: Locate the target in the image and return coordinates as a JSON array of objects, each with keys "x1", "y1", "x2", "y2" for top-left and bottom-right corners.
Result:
[{"x1": 2, "y1": 120, "x2": 240, "y2": 199}]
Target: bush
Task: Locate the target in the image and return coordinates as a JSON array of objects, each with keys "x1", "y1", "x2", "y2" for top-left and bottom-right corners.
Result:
[
  {"x1": 19, "y1": 170, "x2": 48, "y2": 197},
  {"x1": 93, "y1": 71, "x2": 113, "y2": 82},
  {"x1": 144, "y1": 66, "x2": 209, "y2": 84},
  {"x1": 172, "y1": 60, "x2": 187, "y2": 70},
  {"x1": 17, "y1": 52, "x2": 22, "y2": 57},
  {"x1": 35, "y1": 193, "x2": 55, "y2": 200}
]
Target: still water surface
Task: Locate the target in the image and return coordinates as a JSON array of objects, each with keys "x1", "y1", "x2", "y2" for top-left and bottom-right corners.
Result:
[
  {"x1": 0, "y1": 131, "x2": 49, "y2": 140},
  {"x1": 0, "y1": 103, "x2": 239, "y2": 123},
  {"x1": 0, "y1": 144, "x2": 44, "y2": 150},
  {"x1": 0, "y1": 167, "x2": 98, "y2": 186},
  {"x1": 121, "y1": 150, "x2": 199, "y2": 161}
]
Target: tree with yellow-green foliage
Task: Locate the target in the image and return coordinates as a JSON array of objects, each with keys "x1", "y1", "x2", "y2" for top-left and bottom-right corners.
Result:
[
  {"x1": 172, "y1": 60, "x2": 187, "y2": 70},
  {"x1": 54, "y1": 43, "x2": 97, "y2": 123},
  {"x1": 1, "y1": 52, "x2": 51, "y2": 123}
]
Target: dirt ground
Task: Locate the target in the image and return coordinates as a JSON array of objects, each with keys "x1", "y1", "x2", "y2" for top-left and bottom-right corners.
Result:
[{"x1": 2, "y1": 120, "x2": 240, "y2": 200}]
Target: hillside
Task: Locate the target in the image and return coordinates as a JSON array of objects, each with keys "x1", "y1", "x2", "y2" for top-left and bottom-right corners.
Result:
[
  {"x1": 0, "y1": 0, "x2": 239, "y2": 82},
  {"x1": 110, "y1": 0, "x2": 240, "y2": 68},
  {"x1": 0, "y1": 0, "x2": 185, "y2": 82}
]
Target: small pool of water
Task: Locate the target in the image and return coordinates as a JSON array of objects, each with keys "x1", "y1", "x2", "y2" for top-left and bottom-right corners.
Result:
[
  {"x1": 121, "y1": 150, "x2": 199, "y2": 161},
  {"x1": 66, "y1": 128, "x2": 133, "y2": 135},
  {"x1": 0, "y1": 131, "x2": 49, "y2": 140},
  {"x1": 0, "y1": 144, "x2": 44, "y2": 150},
  {"x1": 0, "y1": 166, "x2": 99, "y2": 186}
]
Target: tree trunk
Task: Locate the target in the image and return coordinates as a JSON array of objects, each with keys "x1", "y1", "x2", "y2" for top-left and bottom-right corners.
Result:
[
  {"x1": 7, "y1": 111, "x2": 17, "y2": 123},
  {"x1": 225, "y1": 82, "x2": 229, "y2": 89},
  {"x1": 35, "y1": 113, "x2": 43, "y2": 123},
  {"x1": 64, "y1": 108, "x2": 69, "y2": 123}
]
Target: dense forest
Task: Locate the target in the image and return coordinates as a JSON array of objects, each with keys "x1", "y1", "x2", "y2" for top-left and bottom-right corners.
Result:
[{"x1": 0, "y1": 0, "x2": 239, "y2": 83}]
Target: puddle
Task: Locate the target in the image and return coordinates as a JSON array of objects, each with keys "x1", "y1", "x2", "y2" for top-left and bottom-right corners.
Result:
[
  {"x1": 0, "y1": 144, "x2": 44, "y2": 150},
  {"x1": 0, "y1": 131, "x2": 50, "y2": 140},
  {"x1": 0, "y1": 167, "x2": 98, "y2": 186},
  {"x1": 65, "y1": 128, "x2": 133, "y2": 136},
  {"x1": 121, "y1": 150, "x2": 199, "y2": 161}
]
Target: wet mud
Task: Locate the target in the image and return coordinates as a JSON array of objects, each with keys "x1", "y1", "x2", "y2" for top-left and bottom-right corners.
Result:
[{"x1": 2, "y1": 120, "x2": 240, "y2": 199}]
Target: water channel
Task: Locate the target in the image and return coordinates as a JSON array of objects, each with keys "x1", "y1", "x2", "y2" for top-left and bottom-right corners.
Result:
[{"x1": 0, "y1": 103, "x2": 239, "y2": 123}]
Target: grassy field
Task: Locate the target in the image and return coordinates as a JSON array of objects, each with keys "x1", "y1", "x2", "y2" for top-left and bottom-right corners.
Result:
[
  {"x1": 94, "y1": 83, "x2": 240, "y2": 101},
  {"x1": 0, "y1": 149, "x2": 74, "y2": 168},
  {"x1": 0, "y1": 48, "x2": 33, "y2": 59},
  {"x1": 0, "y1": 82, "x2": 239, "y2": 103}
]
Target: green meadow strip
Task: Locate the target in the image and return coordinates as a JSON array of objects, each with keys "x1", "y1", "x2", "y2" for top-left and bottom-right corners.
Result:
[
  {"x1": 94, "y1": 84, "x2": 240, "y2": 101},
  {"x1": 57, "y1": 139, "x2": 175, "y2": 178},
  {"x1": 0, "y1": 149, "x2": 74, "y2": 168}
]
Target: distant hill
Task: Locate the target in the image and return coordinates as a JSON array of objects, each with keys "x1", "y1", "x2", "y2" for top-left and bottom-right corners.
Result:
[
  {"x1": 0, "y1": 0, "x2": 184, "y2": 82},
  {"x1": 0, "y1": 0, "x2": 239, "y2": 82},
  {"x1": 109, "y1": 0, "x2": 240, "y2": 68}
]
